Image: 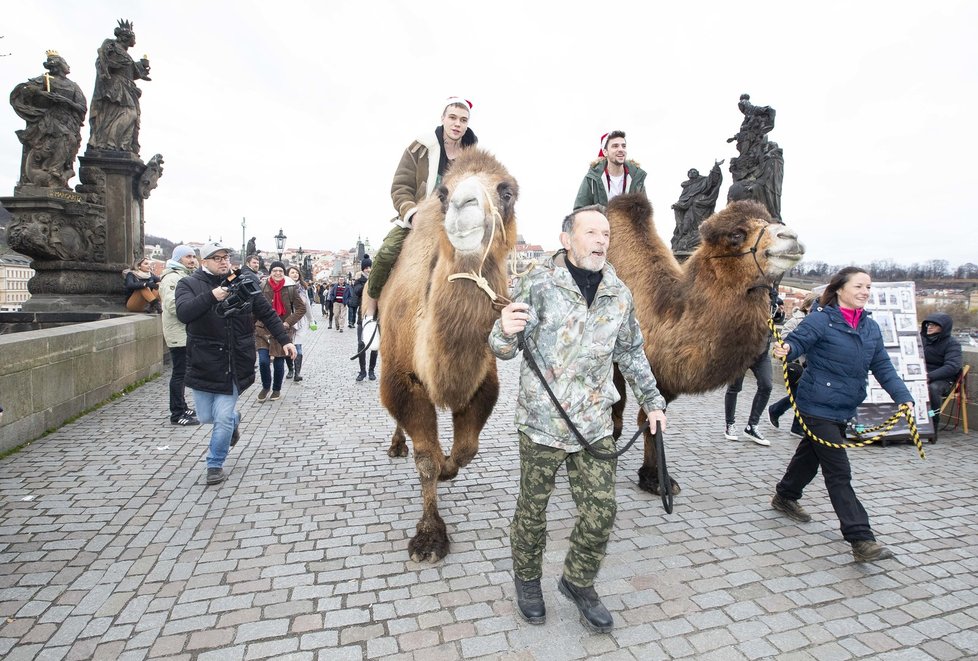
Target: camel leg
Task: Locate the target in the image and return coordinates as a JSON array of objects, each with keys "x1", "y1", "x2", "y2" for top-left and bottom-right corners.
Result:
[
  {"x1": 637, "y1": 408, "x2": 681, "y2": 496},
  {"x1": 388, "y1": 424, "x2": 409, "y2": 458},
  {"x1": 380, "y1": 368, "x2": 451, "y2": 561},
  {"x1": 444, "y1": 372, "x2": 499, "y2": 481}
]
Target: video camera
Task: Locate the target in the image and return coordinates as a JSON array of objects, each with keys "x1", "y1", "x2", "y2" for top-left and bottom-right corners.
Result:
[{"x1": 215, "y1": 268, "x2": 261, "y2": 317}]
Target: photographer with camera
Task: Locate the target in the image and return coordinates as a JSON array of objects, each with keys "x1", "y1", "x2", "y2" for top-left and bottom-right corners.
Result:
[{"x1": 176, "y1": 242, "x2": 297, "y2": 486}]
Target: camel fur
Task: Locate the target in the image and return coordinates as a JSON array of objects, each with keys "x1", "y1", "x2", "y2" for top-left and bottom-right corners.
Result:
[
  {"x1": 605, "y1": 194, "x2": 804, "y2": 494},
  {"x1": 378, "y1": 148, "x2": 518, "y2": 562}
]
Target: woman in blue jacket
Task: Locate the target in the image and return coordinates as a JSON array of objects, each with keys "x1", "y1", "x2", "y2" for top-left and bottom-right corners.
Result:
[{"x1": 771, "y1": 267, "x2": 913, "y2": 563}]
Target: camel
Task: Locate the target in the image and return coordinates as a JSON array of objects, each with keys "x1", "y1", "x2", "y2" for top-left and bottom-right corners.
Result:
[
  {"x1": 378, "y1": 148, "x2": 518, "y2": 562},
  {"x1": 605, "y1": 194, "x2": 804, "y2": 495}
]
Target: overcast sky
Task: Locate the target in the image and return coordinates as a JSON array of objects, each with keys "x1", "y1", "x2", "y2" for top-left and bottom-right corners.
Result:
[{"x1": 2, "y1": 1, "x2": 976, "y2": 266}]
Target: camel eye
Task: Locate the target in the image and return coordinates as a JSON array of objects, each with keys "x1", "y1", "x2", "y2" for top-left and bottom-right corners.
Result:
[{"x1": 497, "y1": 182, "x2": 515, "y2": 203}]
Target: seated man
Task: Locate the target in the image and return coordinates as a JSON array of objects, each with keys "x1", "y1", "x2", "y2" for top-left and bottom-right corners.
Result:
[
  {"x1": 360, "y1": 97, "x2": 478, "y2": 340},
  {"x1": 920, "y1": 312, "x2": 962, "y2": 415}
]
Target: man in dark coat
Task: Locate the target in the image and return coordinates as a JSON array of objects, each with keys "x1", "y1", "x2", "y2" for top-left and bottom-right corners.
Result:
[
  {"x1": 920, "y1": 312, "x2": 963, "y2": 413},
  {"x1": 175, "y1": 242, "x2": 296, "y2": 486}
]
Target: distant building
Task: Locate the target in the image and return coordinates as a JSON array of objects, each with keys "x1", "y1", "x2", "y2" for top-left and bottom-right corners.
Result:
[{"x1": 0, "y1": 253, "x2": 34, "y2": 311}]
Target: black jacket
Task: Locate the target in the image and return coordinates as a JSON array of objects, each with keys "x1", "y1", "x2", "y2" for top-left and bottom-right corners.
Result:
[
  {"x1": 175, "y1": 268, "x2": 292, "y2": 394},
  {"x1": 920, "y1": 312, "x2": 962, "y2": 384}
]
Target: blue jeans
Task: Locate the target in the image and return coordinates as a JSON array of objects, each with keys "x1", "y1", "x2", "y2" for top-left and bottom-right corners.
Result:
[
  {"x1": 191, "y1": 385, "x2": 240, "y2": 469},
  {"x1": 258, "y1": 349, "x2": 285, "y2": 391}
]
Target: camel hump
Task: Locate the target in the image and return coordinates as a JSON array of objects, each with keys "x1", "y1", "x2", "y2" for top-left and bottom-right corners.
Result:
[{"x1": 606, "y1": 193, "x2": 655, "y2": 236}]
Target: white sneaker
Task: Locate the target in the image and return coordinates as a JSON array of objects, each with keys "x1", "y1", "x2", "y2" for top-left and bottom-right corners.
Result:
[
  {"x1": 744, "y1": 425, "x2": 771, "y2": 446},
  {"x1": 724, "y1": 424, "x2": 739, "y2": 441},
  {"x1": 362, "y1": 317, "x2": 381, "y2": 352}
]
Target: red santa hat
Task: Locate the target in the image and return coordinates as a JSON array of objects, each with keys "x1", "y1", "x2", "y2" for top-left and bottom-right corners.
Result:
[
  {"x1": 444, "y1": 96, "x2": 473, "y2": 113},
  {"x1": 598, "y1": 132, "x2": 610, "y2": 157}
]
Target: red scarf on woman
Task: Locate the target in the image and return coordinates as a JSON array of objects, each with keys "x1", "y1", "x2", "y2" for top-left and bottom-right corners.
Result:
[{"x1": 268, "y1": 278, "x2": 287, "y2": 316}]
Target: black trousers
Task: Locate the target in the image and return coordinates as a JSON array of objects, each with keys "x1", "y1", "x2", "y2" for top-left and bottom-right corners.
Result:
[
  {"x1": 776, "y1": 414, "x2": 874, "y2": 542},
  {"x1": 168, "y1": 346, "x2": 189, "y2": 421},
  {"x1": 725, "y1": 348, "x2": 773, "y2": 427}
]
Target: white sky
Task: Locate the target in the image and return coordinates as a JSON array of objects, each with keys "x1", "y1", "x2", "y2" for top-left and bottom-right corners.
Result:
[{"x1": 2, "y1": 1, "x2": 976, "y2": 266}]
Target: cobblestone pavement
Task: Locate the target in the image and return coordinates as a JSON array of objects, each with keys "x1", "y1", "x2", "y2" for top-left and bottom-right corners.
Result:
[{"x1": 1, "y1": 316, "x2": 977, "y2": 661}]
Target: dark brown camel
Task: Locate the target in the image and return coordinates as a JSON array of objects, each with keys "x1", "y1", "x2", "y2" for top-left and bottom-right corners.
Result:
[
  {"x1": 605, "y1": 195, "x2": 805, "y2": 494},
  {"x1": 378, "y1": 149, "x2": 518, "y2": 562}
]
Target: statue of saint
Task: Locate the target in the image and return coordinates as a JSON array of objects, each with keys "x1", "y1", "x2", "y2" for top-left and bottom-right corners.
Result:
[
  {"x1": 726, "y1": 93, "x2": 784, "y2": 221},
  {"x1": 671, "y1": 160, "x2": 724, "y2": 253},
  {"x1": 246, "y1": 236, "x2": 257, "y2": 256},
  {"x1": 87, "y1": 19, "x2": 151, "y2": 154},
  {"x1": 10, "y1": 51, "x2": 88, "y2": 189}
]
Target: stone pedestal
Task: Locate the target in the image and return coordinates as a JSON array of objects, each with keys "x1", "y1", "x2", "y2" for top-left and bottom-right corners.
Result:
[{"x1": 2, "y1": 152, "x2": 150, "y2": 312}]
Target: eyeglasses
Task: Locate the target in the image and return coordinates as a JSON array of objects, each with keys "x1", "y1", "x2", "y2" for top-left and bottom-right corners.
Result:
[{"x1": 207, "y1": 254, "x2": 231, "y2": 263}]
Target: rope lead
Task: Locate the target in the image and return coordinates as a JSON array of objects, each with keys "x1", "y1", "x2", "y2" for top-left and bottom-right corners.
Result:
[{"x1": 769, "y1": 318, "x2": 925, "y2": 460}]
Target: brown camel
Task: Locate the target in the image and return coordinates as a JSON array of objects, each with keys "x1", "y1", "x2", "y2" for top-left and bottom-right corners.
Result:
[
  {"x1": 605, "y1": 194, "x2": 804, "y2": 495},
  {"x1": 378, "y1": 148, "x2": 518, "y2": 562}
]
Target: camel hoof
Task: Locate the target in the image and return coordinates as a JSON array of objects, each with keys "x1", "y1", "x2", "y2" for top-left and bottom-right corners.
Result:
[
  {"x1": 408, "y1": 531, "x2": 449, "y2": 563},
  {"x1": 438, "y1": 459, "x2": 459, "y2": 481},
  {"x1": 387, "y1": 444, "x2": 409, "y2": 458},
  {"x1": 637, "y1": 473, "x2": 681, "y2": 496}
]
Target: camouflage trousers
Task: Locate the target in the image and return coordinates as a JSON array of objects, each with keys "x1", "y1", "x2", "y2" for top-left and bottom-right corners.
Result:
[
  {"x1": 366, "y1": 225, "x2": 410, "y2": 300},
  {"x1": 511, "y1": 432, "x2": 618, "y2": 588}
]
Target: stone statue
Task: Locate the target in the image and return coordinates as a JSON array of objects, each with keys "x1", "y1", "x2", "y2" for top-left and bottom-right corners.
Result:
[
  {"x1": 726, "y1": 93, "x2": 784, "y2": 221},
  {"x1": 9, "y1": 51, "x2": 87, "y2": 189},
  {"x1": 87, "y1": 19, "x2": 151, "y2": 155},
  {"x1": 246, "y1": 236, "x2": 257, "y2": 257},
  {"x1": 137, "y1": 153, "x2": 164, "y2": 198},
  {"x1": 671, "y1": 160, "x2": 724, "y2": 253}
]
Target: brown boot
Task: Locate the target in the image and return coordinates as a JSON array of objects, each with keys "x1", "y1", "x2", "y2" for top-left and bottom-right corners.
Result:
[{"x1": 851, "y1": 540, "x2": 894, "y2": 562}]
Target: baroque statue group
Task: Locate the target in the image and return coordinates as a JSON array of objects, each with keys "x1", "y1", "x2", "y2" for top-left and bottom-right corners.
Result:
[
  {"x1": 670, "y1": 93, "x2": 785, "y2": 256},
  {"x1": 3, "y1": 19, "x2": 163, "y2": 311}
]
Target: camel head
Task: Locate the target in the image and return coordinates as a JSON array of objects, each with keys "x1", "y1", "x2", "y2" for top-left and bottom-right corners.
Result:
[
  {"x1": 436, "y1": 149, "x2": 519, "y2": 255},
  {"x1": 698, "y1": 200, "x2": 804, "y2": 282}
]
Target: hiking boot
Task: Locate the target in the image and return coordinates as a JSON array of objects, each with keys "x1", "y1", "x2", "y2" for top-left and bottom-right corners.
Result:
[
  {"x1": 768, "y1": 405, "x2": 780, "y2": 428},
  {"x1": 230, "y1": 424, "x2": 240, "y2": 448},
  {"x1": 171, "y1": 413, "x2": 200, "y2": 426},
  {"x1": 356, "y1": 371, "x2": 367, "y2": 382},
  {"x1": 558, "y1": 576, "x2": 613, "y2": 633},
  {"x1": 724, "y1": 424, "x2": 739, "y2": 441},
  {"x1": 744, "y1": 425, "x2": 771, "y2": 446},
  {"x1": 514, "y1": 577, "x2": 546, "y2": 624},
  {"x1": 368, "y1": 371, "x2": 377, "y2": 381},
  {"x1": 269, "y1": 390, "x2": 282, "y2": 401},
  {"x1": 206, "y1": 468, "x2": 227, "y2": 486},
  {"x1": 771, "y1": 494, "x2": 812, "y2": 523},
  {"x1": 257, "y1": 388, "x2": 269, "y2": 403},
  {"x1": 851, "y1": 540, "x2": 895, "y2": 562}
]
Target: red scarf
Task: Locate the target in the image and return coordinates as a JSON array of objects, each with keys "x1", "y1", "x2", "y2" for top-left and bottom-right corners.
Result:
[{"x1": 268, "y1": 278, "x2": 287, "y2": 316}]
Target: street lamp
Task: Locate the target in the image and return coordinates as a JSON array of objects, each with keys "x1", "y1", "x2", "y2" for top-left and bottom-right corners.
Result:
[
  {"x1": 274, "y1": 228, "x2": 287, "y2": 261},
  {"x1": 296, "y1": 246, "x2": 304, "y2": 267}
]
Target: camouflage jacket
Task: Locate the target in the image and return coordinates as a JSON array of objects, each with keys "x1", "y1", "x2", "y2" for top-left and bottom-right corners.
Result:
[{"x1": 489, "y1": 251, "x2": 666, "y2": 451}]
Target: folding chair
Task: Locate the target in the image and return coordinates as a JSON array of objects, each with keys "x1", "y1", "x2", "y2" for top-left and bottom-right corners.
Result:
[{"x1": 938, "y1": 364, "x2": 970, "y2": 434}]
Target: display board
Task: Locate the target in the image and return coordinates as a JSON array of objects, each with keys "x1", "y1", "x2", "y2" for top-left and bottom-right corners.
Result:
[{"x1": 850, "y1": 281, "x2": 933, "y2": 441}]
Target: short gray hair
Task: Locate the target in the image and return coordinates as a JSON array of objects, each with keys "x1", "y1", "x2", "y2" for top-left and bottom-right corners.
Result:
[{"x1": 562, "y1": 205, "x2": 607, "y2": 234}]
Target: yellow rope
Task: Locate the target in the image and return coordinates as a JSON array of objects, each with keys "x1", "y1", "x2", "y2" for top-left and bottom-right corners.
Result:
[{"x1": 769, "y1": 318, "x2": 925, "y2": 460}]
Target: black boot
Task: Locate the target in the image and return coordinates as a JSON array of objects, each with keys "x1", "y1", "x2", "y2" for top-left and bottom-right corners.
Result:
[
  {"x1": 292, "y1": 355, "x2": 304, "y2": 382},
  {"x1": 514, "y1": 577, "x2": 546, "y2": 624},
  {"x1": 558, "y1": 576, "x2": 613, "y2": 633},
  {"x1": 285, "y1": 356, "x2": 294, "y2": 379},
  {"x1": 368, "y1": 351, "x2": 378, "y2": 381}
]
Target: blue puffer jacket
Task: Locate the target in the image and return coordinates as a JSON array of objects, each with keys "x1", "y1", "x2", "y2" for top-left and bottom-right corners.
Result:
[{"x1": 784, "y1": 305, "x2": 912, "y2": 422}]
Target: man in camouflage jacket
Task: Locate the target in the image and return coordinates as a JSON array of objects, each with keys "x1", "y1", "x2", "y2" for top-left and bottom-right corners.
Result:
[{"x1": 489, "y1": 205, "x2": 667, "y2": 633}]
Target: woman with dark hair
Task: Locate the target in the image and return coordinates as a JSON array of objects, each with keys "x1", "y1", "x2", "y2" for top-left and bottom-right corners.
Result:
[
  {"x1": 771, "y1": 267, "x2": 913, "y2": 563},
  {"x1": 254, "y1": 261, "x2": 306, "y2": 401}
]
